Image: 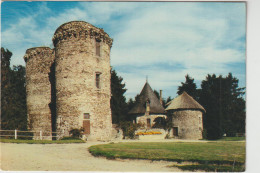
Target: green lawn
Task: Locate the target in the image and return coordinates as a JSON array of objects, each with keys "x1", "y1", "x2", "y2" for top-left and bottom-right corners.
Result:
[
  {"x1": 89, "y1": 141, "x2": 245, "y2": 172},
  {"x1": 0, "y1": 138, "x2": 85, "y2": 144},
  {"x1": 217, "y1": 136, "x2": 245, "y2": 141}
]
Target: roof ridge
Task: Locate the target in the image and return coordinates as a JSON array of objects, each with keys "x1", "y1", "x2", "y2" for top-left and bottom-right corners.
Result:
[{"x1": 165, "y1": 92, "x2": 206, "y2": 112}]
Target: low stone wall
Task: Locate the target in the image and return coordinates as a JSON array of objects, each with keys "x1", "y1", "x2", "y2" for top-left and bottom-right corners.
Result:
[
  {"x1": 137, "y1": 134, "x2": 165, "y2": 140},
  {"x1": 136, "y1": 128, "x2": 166, "y2": 140}
]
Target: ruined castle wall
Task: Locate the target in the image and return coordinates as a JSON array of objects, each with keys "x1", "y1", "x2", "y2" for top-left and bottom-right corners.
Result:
[
  {"x1": 24, "y1": 47, "x2": 55, "y2": 140},
  {"x1": 172, "y1": 110, "x2": 203, "y2": 140},
  {"x1": 53, "y1": 21, "x2": 113, "y2": 140}
]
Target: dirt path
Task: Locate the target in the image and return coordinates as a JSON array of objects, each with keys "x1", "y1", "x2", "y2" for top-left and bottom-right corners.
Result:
[{"x1": 0, "y1": 142, "x2": 181, "y2": 171}]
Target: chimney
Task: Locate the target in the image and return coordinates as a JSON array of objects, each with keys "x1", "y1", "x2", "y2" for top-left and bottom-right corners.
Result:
[{"x1": 159, "y1": 90, "x2": 163, "y2": 105}]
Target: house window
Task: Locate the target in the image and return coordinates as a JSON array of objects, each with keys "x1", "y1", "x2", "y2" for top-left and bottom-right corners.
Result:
[
  {"x1": 199, "y1": 116, "x2": 202, "y2": 124},
  {"x1": 96, "y1": 40, "x2": 101, "y2": 56},
  {"x1": 96, "y1": 73, "x2": 101, "y2": 89},
  {"x1": 84, "y1": 113, "x2": 90, "y2": 119}
]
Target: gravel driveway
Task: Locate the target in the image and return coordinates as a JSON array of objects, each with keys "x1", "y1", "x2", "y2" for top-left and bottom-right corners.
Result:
[{"x1": 0, "y1": 142, "x2": 181, "y2": 171}]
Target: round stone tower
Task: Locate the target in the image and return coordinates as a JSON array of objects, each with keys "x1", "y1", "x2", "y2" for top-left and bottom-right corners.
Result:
[
  {"x1": 24, "y1": 47, "x2": 55, "y2": 140},
  {"x1": 52, "y1": 21, "x2": 113, "y2": 140},
  {"x1": 165, "y1": 92, "x2": 205, "y2": 140}
]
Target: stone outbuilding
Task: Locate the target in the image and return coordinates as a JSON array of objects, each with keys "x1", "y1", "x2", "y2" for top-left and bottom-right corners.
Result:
[
  {"x1": 128, "y1": 81, "x2": 166, "y2": 129},
  {"x1": 166, "y1": 92, "x2": 206, "y2": 140}
]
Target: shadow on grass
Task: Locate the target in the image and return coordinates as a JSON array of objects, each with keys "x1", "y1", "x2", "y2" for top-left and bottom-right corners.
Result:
[{"x1": 172, "y1": 163, "x2": 245, "y2": 172}]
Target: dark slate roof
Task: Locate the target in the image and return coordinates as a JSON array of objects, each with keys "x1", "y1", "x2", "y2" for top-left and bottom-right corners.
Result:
[
  {"x1": 128, "y1": 82, "x2": 165, "y2": 114},
  {"x1": 165, "y1": 91, "x2": 206, "y2": 112}
]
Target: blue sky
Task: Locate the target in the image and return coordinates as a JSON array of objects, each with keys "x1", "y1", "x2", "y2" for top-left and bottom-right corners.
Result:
[{"x1": 1, "y1": 1, "x2": 246, "y2": 100}]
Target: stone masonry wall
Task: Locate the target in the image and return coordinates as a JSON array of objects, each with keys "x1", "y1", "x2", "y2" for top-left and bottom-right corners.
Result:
[
  {"x1": 137, "y1": 114, "x2": 167, "y2": 129},
  {"x1": 172, "y1": 110, "x2": 203, "y2": 140},
  {"x1": 24, "y1": 47, "x2": 55, "y2": 140},
  {"x1": 53, "y1": 21, "x2": 113, "y2": 140}
]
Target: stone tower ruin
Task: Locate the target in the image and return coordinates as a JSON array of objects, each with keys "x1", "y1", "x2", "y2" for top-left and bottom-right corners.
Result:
[
  {"x1": 24, "y1": 21, "x2": 113, "y2": 140},
  {"x1": 24, "y1": 47, "x2": 55, "y2": 140}
]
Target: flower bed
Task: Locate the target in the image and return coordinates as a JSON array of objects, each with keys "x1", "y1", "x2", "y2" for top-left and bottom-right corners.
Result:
[
  {"x1": 135, "y1": 131, "x2": 165, "y2": 140},
  {"x1": 136, "y1": 131, "x2": 162, "y2": 136}
]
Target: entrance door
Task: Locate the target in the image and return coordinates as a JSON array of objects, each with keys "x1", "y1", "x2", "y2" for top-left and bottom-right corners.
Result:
[
  {"x1": 83, "y1": 113, "x2": 90, "y2": 135},
  {"x1": 173, "y1": 127, "x2": 178, "y2": 136},
  {"x1": 83, "y1": 120, "x2": 90, "y2": 134}
]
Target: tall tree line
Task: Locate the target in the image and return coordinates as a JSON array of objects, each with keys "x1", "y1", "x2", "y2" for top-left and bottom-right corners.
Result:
[
  {"x1": 1, "y1": 47, "x2": 27, "y2": 130},
  {"x1": 177, "y1": 74, "x2": 246, "y2": 139}
]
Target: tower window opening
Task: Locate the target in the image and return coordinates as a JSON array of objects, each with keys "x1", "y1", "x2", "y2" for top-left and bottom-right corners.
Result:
[
  {"x1": 96, "y1": 40, "x2": 101, "y2": 56},
  {"x1": 84, "y1": 113, "x2": 90, "y2": 119},
  {"x1": 96, "y1": 73, "x2": 101, "y2": 89}
]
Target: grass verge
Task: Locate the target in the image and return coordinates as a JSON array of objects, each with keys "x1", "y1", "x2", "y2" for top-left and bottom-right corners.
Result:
[
  {"x1": 89, "y1": 141, "x2": 245, "y2": 171},
  {"x1": 0, "y1": 138, "x2": 85, "y2": 144}
]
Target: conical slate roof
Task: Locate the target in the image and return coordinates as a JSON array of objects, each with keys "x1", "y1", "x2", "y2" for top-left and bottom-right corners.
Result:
[
  {"x1": 165, "y1": 91, "x2": 206, "y2": 112},
  {"x1": 128, "y1": 82, "x2": 165, "y2": 114}
]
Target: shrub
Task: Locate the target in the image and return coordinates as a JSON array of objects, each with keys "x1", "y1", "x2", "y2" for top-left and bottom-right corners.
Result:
[
  {"x1": 152, "y1": 116, "x2": 173, "y2": 132},
  {"x1": 69, "y1": 128, "x2": 84, "y2": 138},
  {"x1": 118, "y1": 121, "x2": 141, "y2": 139},
  {"x1": 165, "y1": 133, "x2": 170, "y2": 139}
]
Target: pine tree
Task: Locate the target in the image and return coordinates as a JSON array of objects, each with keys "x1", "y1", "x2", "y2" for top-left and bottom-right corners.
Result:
[
  {"x1": 110, "y1": 69, "x2": 128, "y2": 124},
  {"x1": 199, "y1": 73, "x2": 245, "y2": 139},
  {"x1": 177, "y1": 74, "x2": 198, "y2": 100}
]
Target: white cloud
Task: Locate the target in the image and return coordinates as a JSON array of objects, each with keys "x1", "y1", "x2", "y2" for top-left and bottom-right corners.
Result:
[
  {"x1": 107, "y1": 3, "x2": 246, "y2": 99},
  {"x1": 1, "y1": 2, "x2": 246, "y2": 100}
]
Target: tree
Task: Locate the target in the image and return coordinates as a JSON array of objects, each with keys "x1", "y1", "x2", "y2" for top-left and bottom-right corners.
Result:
[
  {"x1": 152, "y1": 116, "x2": 173, "y2": 132},
  {"x1": 177, "y1": 74, "x2": 198, "y2": 100},
  {"x1": 1, "y1": 47, "x2": 27, "y2": 130},
  {"x1": 127, "y1": 98, "x2": 135, "y2": 113},
  {"x1": 110, "y1": 69, "x2": 128, "y2": 124},
  {"x1": 199, "y1": 73, "x2": 245, "y2": 139}
]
